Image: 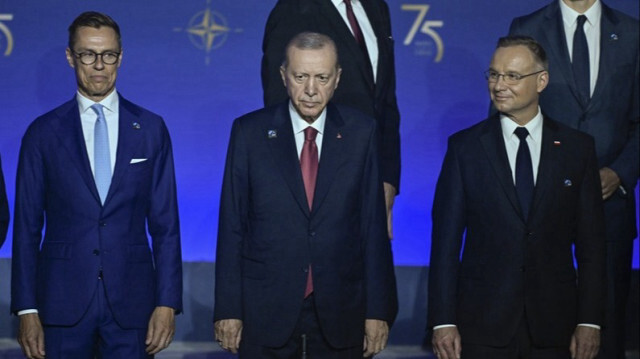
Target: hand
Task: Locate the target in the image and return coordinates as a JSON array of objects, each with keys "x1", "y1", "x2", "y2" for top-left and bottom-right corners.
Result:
[
  {"x1": 570, "y1": 326, "x2": 600, "y2": 359},
  {"x1": 383, "y1": 182, "x2": 397, "y2": 240},
  {"x1": 599, "y1": 167, "x2": 621, "y2": 200},
  {"x1": 17, "y1": 313, "x2": 45, "y2": 359},
  {"x1": 214, "y1": 319, "x2": 243, "y2": 354},
  {"x1": 363, "y1": 319, "x2": 389, "y2": 357},
  {"x1": 432, "y1": 326, "x2": 461, "y2": 359},
  {"x1": 145, "y1": 306, "x2": 175, "y2": 354}
]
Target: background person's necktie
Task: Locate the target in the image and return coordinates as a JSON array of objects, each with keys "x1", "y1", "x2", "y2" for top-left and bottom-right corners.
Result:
[
  {"x1": 514, "y1": 127, "x2": 534, "y2": 220},
  {"x1": 572, "y1": 15, "x2": 590, "y2": 106},
  {"x1": 92, "y1": 104, "x2": 111, "y2": 204},
  {"x1": 344, "y1": 0, "x2": 373, "y2": 80},
  {"x1": 300, "y1": 127, "x2": 318, "y2": 297}
]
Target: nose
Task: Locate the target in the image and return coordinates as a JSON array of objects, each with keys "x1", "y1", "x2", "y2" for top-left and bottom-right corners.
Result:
[
  {"x1": 93, "y1": 55, "x2": 105, "y2": 70},
  {"x1": 304, "y1": 78, "x2": 317, "y2": 97},
  {"x1": 493, "y1": 75, "x2": 508, "y2": 90}
]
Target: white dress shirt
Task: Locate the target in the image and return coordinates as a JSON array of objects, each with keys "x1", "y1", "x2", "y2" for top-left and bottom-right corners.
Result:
[
  {"x1": 77, "y1": 90, "x2": 119, "y2": 175},
  {"x1": 331, "y1": 0, "x2": 379, "y2": 82},
  {"x1": 501, "y1": 109, "x2": 543, "y2": 185},
  {"x1": 289, "y1": 101, "x2": 326, "y2": 159},
  {"x1": 560, "y1": 0, "x2": 601, "y2": 96}
]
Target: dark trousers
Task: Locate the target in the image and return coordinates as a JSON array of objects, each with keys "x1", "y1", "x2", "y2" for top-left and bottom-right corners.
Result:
[
  {"x1": 598, "y1": 240, "x2": 634, "y2": 359},
  {"x1": 462, "y1": 314, "x2": 570, "y2": 359},
  {"x1": 239, "y1": 295, "x2": 363, "y2": 359},
  {"x1": 43, "y1": 279, "x2": 151, "y2": 359}
]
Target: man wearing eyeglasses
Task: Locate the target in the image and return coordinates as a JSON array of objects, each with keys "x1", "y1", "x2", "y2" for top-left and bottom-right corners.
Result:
[
  {"x1": 11, "y1": 11, "x2": 182, "y2": 359},
  {"x1": 428, "y1": 36, "x2": 605, "y2": 359},
  {"x1": 508, "y1": 2, "x2": 638, "y2": 357}
]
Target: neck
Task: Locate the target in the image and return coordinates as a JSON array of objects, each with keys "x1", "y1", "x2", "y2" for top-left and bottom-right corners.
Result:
[{"x1": 562, "y1": 0, "x2": 596, "y2": 14}]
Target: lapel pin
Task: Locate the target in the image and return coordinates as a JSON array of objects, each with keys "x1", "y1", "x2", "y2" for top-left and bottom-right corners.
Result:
[
  {"x1": 553, "y1": 140, "x2": 561, "y2": 146},
  {"x1": 564, "y1": 179, "x2": 573, "y2": 187},
  {"x1": 610, "y1": 33, "x2": 618, "y2": 40},
  {"x1": 132, "y1": 122, "x2": 141, "y2": 130},
  {"x1": 336, "y1": 132, "x2": 342, "y2": 139},
  {"x1": 268, "y1": 130, "x2": 277, "y2": 139}
]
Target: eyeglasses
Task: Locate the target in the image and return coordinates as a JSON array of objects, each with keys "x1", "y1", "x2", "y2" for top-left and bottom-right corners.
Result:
[
  {"x1": 71, "y1": 50, "x2": 121, "y2": 65},
  {"x1": 484, "y1": 69, "x2": 545, "y2": 85}
]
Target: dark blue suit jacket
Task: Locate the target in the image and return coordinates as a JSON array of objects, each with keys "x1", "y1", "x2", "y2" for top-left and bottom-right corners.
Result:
[
  {"x1": 428, "y1": 115, "x2": 606, "y2": 347},
  {"x1": 11, "y1": 94, "x2": 182, "y2": 329},
  {"x1": 0, "y1": 154, "x2": 9, "y2": 248},
  {"x1": 214, "y1": 102, "x2": 398, "y2": 348},
  {"x1": 509, "y1": 1, "x2": 639, "y2": 242}
]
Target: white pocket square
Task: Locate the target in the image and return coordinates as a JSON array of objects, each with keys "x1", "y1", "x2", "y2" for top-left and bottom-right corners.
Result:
[{"x1": 130, "y1": 158, "x2": 148, "y2": 164}]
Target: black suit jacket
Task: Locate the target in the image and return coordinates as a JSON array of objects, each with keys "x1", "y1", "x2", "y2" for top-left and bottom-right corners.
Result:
[
  {"x1": 214, "y1": 102, "x2": 398, "y2": 348},
  {"x1": 261, "y1": 0, "x2": 401, "y2": 190},
  {"x1": 509, "y1": 1, "x2": 639, "y2": 242},
  {"x1": 428, "y1": 115, "x2": 606, "y2": 347},
  {"x1": 0, "y1": 154, "x2": 9, "y2": 248}
]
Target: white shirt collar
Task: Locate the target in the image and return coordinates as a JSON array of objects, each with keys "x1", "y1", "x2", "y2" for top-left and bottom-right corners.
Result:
[
  {"x1": 76, "y1": 90, "x2": 119, "y2": 115},
  {"x1": 559, "y1": 0, "x2": 602, "y2": 27},
  {"x1": 500, "y1": 107, "x2": 543, "y2": 142},
  {"x1": 289, "y1": 101, "x2": 327, "y2": 135}
]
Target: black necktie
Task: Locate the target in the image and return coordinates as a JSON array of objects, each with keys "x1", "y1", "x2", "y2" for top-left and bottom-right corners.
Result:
[
  {"x1": 514, "y1": 127, "x2": 534, "y2": 220},
  {"x1": 572, "y1": 15, "x2": 590, "y2": 106}
]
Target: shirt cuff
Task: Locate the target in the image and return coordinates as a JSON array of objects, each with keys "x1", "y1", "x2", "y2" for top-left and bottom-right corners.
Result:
[
  {"x1": 17, "y1": 309, "x2": 38, "y2": 316},
  {"x1": 433, "y1": 324, "x2": 457, "y2": 330},
  {"x1": 578, "y1": 323, "x2": 601, "y2": 330}
]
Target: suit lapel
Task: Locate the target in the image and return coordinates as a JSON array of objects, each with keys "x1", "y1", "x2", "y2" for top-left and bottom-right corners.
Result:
[
  {"x1": 480, "y1": 116, "x2": 523, "y2": 220},
  {"x1": 590, "y1": 4, "x2": 619, "y2": 108},
  {"x1": 51, "y1": 99, "x2": 102, "y2": 203},
  {"x1": 361, "y1": 0, "x2": 387, "y2": 93},
  {"x1": 267, "y1": 104, "x2": 311, "y2": 217},
  {"x1": 529, "y1": 117, "x2": 561, "y2": 219},
  {"x1": 315, "y1": 0, "x2": 375, "y2": 90},
  {"x1": 542, "y1": 3, "x2": 586, "y2": 109},
  {"x1": 104, "y1": 95, "x2": 144, "y2": 206},
  {"x1": 312, "y1": 104, "x2": 345, "y2": 212}
]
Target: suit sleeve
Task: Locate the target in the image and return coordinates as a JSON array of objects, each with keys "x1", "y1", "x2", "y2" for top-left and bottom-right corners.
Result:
[
  {"x1": 575, "y1": 137, "x2": 607, "y2": 325},
  {"x1": 0, "y1": 154, "x2": 9, "y2": 248},
  {"x1": 11, "y1": 124, "x2": 46, "y2": 313},
  {"x1": 214, "y1": 119, "x2": 249, "y2": 321},
  {"x1": 147, "y1": 120, "x2": 183, "y2": 313},
  {"x1": 377, "y1": 0, "x2": 402, "y2": 191},
  {"x1": 427, "y1": 136, "x2": 467, "y2": 328},
  {"x1": 361, "y1": 120, "x2": 398, "y2": 323}
]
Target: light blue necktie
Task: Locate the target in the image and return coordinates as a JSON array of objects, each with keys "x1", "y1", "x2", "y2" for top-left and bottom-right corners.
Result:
[{"x1": 91, "y1": 104, "x2": 111, "y2": 204}]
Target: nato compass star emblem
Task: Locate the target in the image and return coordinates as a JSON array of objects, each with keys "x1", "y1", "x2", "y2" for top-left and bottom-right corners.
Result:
[{"x1": 174, "y1": 0, "x2": 242, "y2": 65}]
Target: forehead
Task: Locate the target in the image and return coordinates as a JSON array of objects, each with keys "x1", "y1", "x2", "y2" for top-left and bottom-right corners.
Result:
[
  {"x1": 286, "y1": 46, "x2": 337, "y2": 71},
  {"x1": 490, "y1": 45, "x2": 536, "y2": 71},
  {"x1": 73, "y1": 26, "x2": 119, "y2": 49}
]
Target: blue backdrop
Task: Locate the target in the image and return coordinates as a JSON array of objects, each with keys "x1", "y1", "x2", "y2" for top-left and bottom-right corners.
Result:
[{"x1": 1, "y1": 0, "x2": 638, "y2": 267}]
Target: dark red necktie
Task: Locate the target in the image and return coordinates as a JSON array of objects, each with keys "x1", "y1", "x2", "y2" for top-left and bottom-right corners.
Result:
[
  {"x1": 300, "y1": 127, "x2": 318, "y2": 297},
  {"x1": 344, "y1": 0, "x2": 374, "y2": 83}
]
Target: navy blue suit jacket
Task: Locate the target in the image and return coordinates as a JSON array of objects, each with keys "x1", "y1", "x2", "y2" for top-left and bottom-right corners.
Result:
[
  {"x1": 11, "y1": 94, "x2": 182, "y2": 329},
  {"x1": 0, "y1": 154, "x2": 9, "y2": 248},
  {"x1": 214, "y1": 102, "x2": 398, "y2": 348},
  {"x1": 261, "y1": 0, "x2": 401, "y2": 190},
  {"x1": 509, "y1": 1, "x2": 639, "y2": 242},
  {"x1": 428, "y1": 115, "x2": 606, "y2": 347}
]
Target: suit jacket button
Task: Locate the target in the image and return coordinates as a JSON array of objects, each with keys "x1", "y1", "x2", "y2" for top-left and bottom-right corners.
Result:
[
  {"x1": 93, "y1": 249, "x2": 100, "y2": 256},
  {"x1": 520, "y1": 266, "x2": 525, "y2": 272},
  {"x1": 303, "y1": 267, "x2": 308, "y2": 273},
  {"x1": 309, "y1": 232, "x2": 316, "y2": 237},
  {"x1": 99, "y1": 222, "x2": 106, "y2": 227}
]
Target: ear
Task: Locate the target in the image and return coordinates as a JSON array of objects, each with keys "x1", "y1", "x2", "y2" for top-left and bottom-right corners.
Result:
[
  {"x1": 537, "y1": 71, "x2": 549, "y2": 93},
  {"x1": 334, "y1": 67, "x2": 342, "y2": 90},
  {"x1": 279, "y1": 66, "x2": 287, "y2": 88},
  {"x1": 116, "y1": 48, "x2": 123, "y2": 68},
  {"x1": 65, "y1": 48, "x2": 75, "y2": 68}
]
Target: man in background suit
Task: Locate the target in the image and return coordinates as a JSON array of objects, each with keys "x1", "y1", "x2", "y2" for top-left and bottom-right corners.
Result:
[
  {"x1": 508, "y1": 2, "x2": 639, "y2": 356},
  {"x1": 0, "y1": 154, "x2": 8, "y2": 248},
  {"x1": 214, "y1": 32, "x2": 397, "y2": 358},
  {"x1": 262, "y1": 0, "x2": 401, "y2": 239},
  {"x1": 429, "y1": 36, "x2": 605, "y2": 359},
  {"x1": 11, "y1": 12, "x2": 182, "y2": 359}
]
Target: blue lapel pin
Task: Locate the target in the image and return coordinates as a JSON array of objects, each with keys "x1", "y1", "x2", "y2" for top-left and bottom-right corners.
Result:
[
  {"x1": 564, "y1": 179, "x2": 572, "y2": 187},
  {"x1": 610, "y1": 33, "x2": 618, "y2": 41},
  {"x1": 132, "y1": 122, "x2": 141, "y2": 129},
  {"x1": 268, "y1": 130, "x2": 277, "y2": 139}
]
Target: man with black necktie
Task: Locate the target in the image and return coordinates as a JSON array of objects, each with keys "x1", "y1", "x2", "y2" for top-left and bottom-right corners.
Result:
[
  {"x1": 262, "y1": 0, "x2": 401, "y2": 240},
  {"x1": 11, "y1": 11, "x2": 182, "y2": 359},
  {"x1": 508, "y1": 2, "x2": 639, "y2": 356},
  {"x1": 214, "y1": 32, "x2": 397, "y2": 358},
  {"x1": 429, "y1": 36, "x2": 606, "y2": 359}
]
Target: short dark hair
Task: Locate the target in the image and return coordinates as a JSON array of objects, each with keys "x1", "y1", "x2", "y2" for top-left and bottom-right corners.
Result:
[
  {"x1": 282, "y1": 32, "x2": 340, "y2": 69},
  {"x1": 68, "y1": 11, "x2": 121, "y2": 50},
  {"x1": 496, "y1": 35, "x2": 548, "y2": 71}
]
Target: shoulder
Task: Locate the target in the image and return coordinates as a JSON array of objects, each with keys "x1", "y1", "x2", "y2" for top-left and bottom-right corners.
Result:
[
  {"x1": 510, "y1": 3, "x2": 555, "y2": 30},
  {"x1": 544, "y1": 116, "x2": 596, "y2": 149},
  {"x1": 25, "y1": 99, "x2": 76, "y2": 136}
]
